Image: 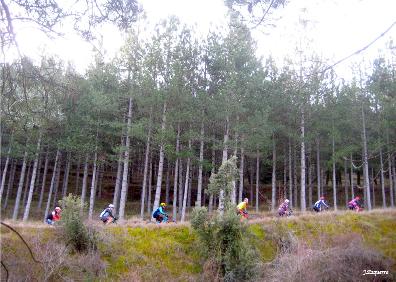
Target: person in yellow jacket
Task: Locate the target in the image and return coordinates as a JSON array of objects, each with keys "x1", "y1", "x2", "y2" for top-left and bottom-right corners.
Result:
[{"x1": 237, "y1": 198, "x2": 249, "y2": 219}]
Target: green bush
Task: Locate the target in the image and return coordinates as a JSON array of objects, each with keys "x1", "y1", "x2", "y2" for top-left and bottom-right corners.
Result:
[
  {"x1": 58, "y1": 194, "x2": 97, "y2": 252},
  {"x1": 191, "y1": 207, "x2": 259, "y2": 281}
]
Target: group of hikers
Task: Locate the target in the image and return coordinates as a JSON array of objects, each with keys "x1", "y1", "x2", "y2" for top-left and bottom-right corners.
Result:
[{"x1": 45, "y1": 195, "x2": 364, "y2": 225}]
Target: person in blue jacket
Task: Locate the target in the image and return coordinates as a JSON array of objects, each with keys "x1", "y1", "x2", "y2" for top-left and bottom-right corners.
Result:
[
  {"x1": 313, "y1": 196, "x2": 330, "y2": 212},
  {"x1": 152, "y1": 203, "x2": 168, "y2": 223}
]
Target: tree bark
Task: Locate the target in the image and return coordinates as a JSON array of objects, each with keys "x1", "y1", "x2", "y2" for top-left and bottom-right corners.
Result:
[
  {"x1": 196, "y1": 121, "x2": 204, "y2": 207},
  {"x1": 289, "y1": 139, "x2": 293, "y2": 206},
  {"x1": 208, "y1": 144, "x2": 215, "y2": 213},
  {"x1": 12, "y1": 150, "x2": 28, "y2": 220},
  {"x1": 178, "y1": 159, "x2": 184, "y2": 217},
  {"x1": 219, "y1": 116, "x2": 229, "y2": 215},
  {"x1": 0, "y1": 143, "x2": 12, "y2": 203},
  {"x1": 361, "y1": 105, "x2": 371, "y2": 210},
  {"x1": 153, "y1": 102, "x2": 167, "y2": 213},
  {"x1": 88, "y1": 146, "x2": 98, "y2": 220},
  {"x1": 80, "y1": 154, "x2": 89, "y2": 211},
  {"x1": 52, "y1": 157, "x2": 62, "y2": 207},
  {"x1": 172, "y1": 124, "x2": 180, "y2": 219},
  {"x1": 389, "y1": 153, "x2": 394, "y2": 208},
  {"x1": 37, "y1": 151, "x2": 49, "y2": 210},
  {"x1": 44, "y1": 150, "x2": 61, "y2": 222},
  {"x1": 23, "y1": 133, "x2": 42, "y2": 221},
  {"x1": 350, "y1": 153, "x2": 354, "y2": 199},
  {"x1": 271, "y1": 135, "x2": 276, "y2": 211},
  {"x1": 181, "y1": 140, "x2": 191, "y2": 222},
  {"x1": 113, "y1": 146, "x2": 123, "y2": 213},
  {"x1": 300, "y1": 111, "x2": 306, "y2": 211},
  {"x1": 3, "y1": 159, "x2": 16, "y2": 209},
  {"x1": 256, "y1": 150, "x2": 260, "y2": 212},
  {"x1": 165, "y1": 162, "x2": 170, "y2": 204},
  {"x1": 140, "y1": 115, "x2": 152, "y2": 219},
  {"x1": 61, "y1": 153, "x2": 71, "y2": 199},
  {"x1": 316, "y1": 139, "x2": 321, "y2": 200},
  {"x1": 74, "y1": 157, "x2": 81, "y2": 194},
  {"x1": 332, "y1": 135, "x2": 337, "y2": 211},
  {"x1": 147, "y1": 154, "x2": 153, "y2": 215},
  {"x1": 119, "y1": 97, "x2": 133, "y2": 220},
  {"x1": 22, "y1": 163, "x2": 32, "y2": 208},
  {"x1": 238, "y1": 145, "x2": 244, "y2": 203},
  {"x1": 308, "y1": 144, "x2": 313, "y2": 207}
]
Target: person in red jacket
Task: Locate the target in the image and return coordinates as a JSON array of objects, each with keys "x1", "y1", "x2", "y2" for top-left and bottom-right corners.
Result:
[{"x1": 46, "y1": 207, "x2": 61, "y2": 225}]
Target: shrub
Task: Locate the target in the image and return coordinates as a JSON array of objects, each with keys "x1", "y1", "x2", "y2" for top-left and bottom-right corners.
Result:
[{"x1": 58, "y1": 194, "x2": 97, "y2": 252}]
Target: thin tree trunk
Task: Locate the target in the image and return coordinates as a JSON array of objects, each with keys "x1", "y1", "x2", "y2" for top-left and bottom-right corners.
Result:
[
  {"x1": 389, "y1": 153, "x2": 394, "y2": 207},
  {"x1": 219, "y1": 116, "x2": 229, "y2": 215},
  {"x1": 52, "y1": 160, "x2": 61, "y2": 207},
  {"x1": 208, "y1": 144, "x2": 215, "y2": 213},
  {"x1": 140, "y1": 115, "x2": 152, "y2": 219},
  {"x1": 165, "y1": 162, "x2": 170, "y2": 204},
  {"x1": 361, "y1": 105, "x2": 371, "y2": 210},
  {"x1": 23, "y1": 133, "x2": 42, "y2": 221},
  {"x1": 289, "y1": 140, "x2": 293, "y2": 206},
  {"x1": 4, "y1": 160, "x2": 16, "y2": 210},
  {"x1": 62, "y1": 153, "x2": 71, "y2": 199},
  {"x1": 283, "y1": 153, "x2": 287, "y2": 201},
  {"x1": 332, "y1": 135, "x2": 337, "y2": 211},
  {"x1": 300, "y1": 111, "x2": 306, "y2": 211},
  {"x1": 392, "y1": 157, "x2": 396, "y2": 207},
  {"x1": 350, "y1": 154, "x2": 354, "y2": 199},
  {"x1": 178, "y1": 159, "x2": 184, "y2": 217},
  {"x1": 316, "y1": 139, "x2": 321, "y2": 200},
  {"x1": 98, "y1": 165, "x2": 104, "y2": 199},
  {"x1": 181, "y1": 140, "x2": 192, "y2": 222},
  {"x1": 271, "y1": 135, "x2": 276, "y2": 211},
  {"x1": 43, "y1": 150, "x2": 61, "y2": 222},
  {"x1": 147, "y1": 154, "x2": 153, "y2": 215},
  {"x1": 80, "y1": 154, "x2": 89, "y2": 211},
  {"x1": 113, "y1": 147, "x2": 123, "y2": 213},
  {"x1": 38, "y1": 151, "x2": 49, "y2": 210},
  {"x1": 153, "y1": 102, "x2": 167, "y2": 213},
  {"x1": 239, "y1": 145, "x2": 244, "y2": 203},
  {"x1": 308, "y1": 144, "x2": 313, "y2": 207},
  {"x1": 293, "y1": 145, "x2": 297, "y2": 209},
  {"x1": 371, "y1": 167, "x2": 375, "y2": 208},
  {"x1": 172, "y1": 124, "x2": 180, "y2": 219},
  {"x1": 12, "y1": 150, "x2": 28, "y2": 220},
  {"x1": 344, "y1": 159, "x2": 348, "y2": 207},
  {"x1": 22, "y1": 163, "x2": 32, "y2": 207},
  {"x1": 188, "y1": 168, "x2": 192, "y2": 209},
  {"x1": 0, "y1": 143, "x2": 12, "y2": 203},
  {"x1": 196, "y1": 122, "x2": 204, "y2": 207},
  {"x1": 119, "y1": 97, "x2": 133, "y2": 220},
  {"x1": 256, "y1": 150, "x2": 260, "y2": 212},
  {"x1": 74, "y1": 157, "x2": 81, "y2": 194},
  {"x1": 88, "y1": 146, "x2": 98, "y2": 220}
]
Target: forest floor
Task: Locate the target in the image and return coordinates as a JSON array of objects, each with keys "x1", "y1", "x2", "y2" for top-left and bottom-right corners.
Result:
[{"x1": 1, "y1": 209, "x2": 396, "y2": 281}]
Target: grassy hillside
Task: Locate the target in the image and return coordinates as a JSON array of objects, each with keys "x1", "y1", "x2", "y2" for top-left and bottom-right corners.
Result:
[{"x1": 1, "y1": 210, "x2": 395, "y2": 281}]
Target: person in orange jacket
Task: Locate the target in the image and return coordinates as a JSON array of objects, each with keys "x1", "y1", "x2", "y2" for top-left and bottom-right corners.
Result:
[{"x1": 46, "y1": 207, "x2": 61, "y2": 225}]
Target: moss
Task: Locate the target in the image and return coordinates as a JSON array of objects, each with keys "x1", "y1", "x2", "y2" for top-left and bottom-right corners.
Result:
[{"x1": 248, "y1": 224, "x2": 277, "y2": 262}]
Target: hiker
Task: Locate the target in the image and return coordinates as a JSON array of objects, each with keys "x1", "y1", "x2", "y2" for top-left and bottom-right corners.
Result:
[
  {"x1": 278, "y1": 199, "x2": 291, "y2": 216},
  {"x1": 237, "y1": 198, "x2": 249, "y2": 219},
  {"x1": 348, "y1": 196, "x2": 362, "y2": 211},
  {"x1": 152, "y1": 203, "x2": 168, "y2": 223},
  {"x1": 313, "y1": 196, "x2": 330, "y2": 212},
  {"x1": 100, "y1": 204, "x2": 117, "y2": 224},
  {"x1": 46, "y1": 207, "x2": 61, "y2": 225}
]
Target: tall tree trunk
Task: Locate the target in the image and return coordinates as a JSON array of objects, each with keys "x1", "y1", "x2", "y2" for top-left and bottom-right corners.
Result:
[
  {"x1": 300, "y1": 111, "x2": 306, "y2": 211},
  {"x1": 181, "y1": 140, "x2": 191, "y2": 222},
  {"x1": 37, "y1": 150, "x2": 49, "y2": 210},
  {"x1": 344, "y1": 159, "x2": 348, "y2": 207},
  {"x1": 165, "y1": 161, "x2": 170, "y2": 204},
  {"x1": 23, "y1": 133, "x2": 42, "y2": 221},
  {"x1": 62, "y1": 153, "x2": 71, "y2": 199},
  {"x1": 219, "y1": 117, "x2": 229, "y2": 215},
  {"x1": 119, "y1": 97, "x2": 133, "y2": 220},
  {"x1": 43, "y1": 150, "x2": 61, "y2": 222},
  {"x1": 22, "y1": 163, "x2": 32, "y2": 207},
  {"x1": 153, "y1": 102, "x2": 167, "y2": 213},
  {"x1": 392, "y1": 157, "x2": 396, "y2": 207},
  {"x1": 271, "y1": 135, "x2": 276, "y2": 211},
  {"x1": 283, "y1": 153, "x2": 287, "y2": 201},
  {"x1": 371, "y1": 167, "x2": 375, "y2": 208},
  {"x1": 196, "y1": 121, "x2": 204, "y2": 207},
  {"x1": 3, "y1": 160, "x2": 16, "y2": 210},
  {"x1": 249, "y1": 162, "x2": 253, "y2": 204},
  {"x1": 256, "y1": 150, "x2": 260, "y2": 212},
  {"x1": 239, "y1": 145, "x2": 244, "y2": 203},
  {"x1": 308, "y1": 143, "x2": 313, "y2": 207},
  {"x1": 293, "y1": 145, "x2": 297, "y2": 209},
  {"x1": 289, "y1": 139, "x2": 293, "y2": 206},
  {"x1": 361, "y1": 105, "x2": 371, "y2": 210},
  {"x1": 178, "y1": 159, "x2": 184, "y2": 217},
  {"x1": 0, "y1": 143, "x2": 12, "y2": 203},
  {"x1": 350, "y1": 154, "x2": 354, "y2": 199},
  {"x1": 389, "y1": 153, "x2": 394, "y2": 208},
  {"x1": 208, "y1": 144, "x2": 215, "y2": 213},
  {"x1": 140, "y1": 115, "x2": 152, "y2": 219},
  {"x1": 113, "y1": 147, "x2": 123, "y2": 213},
  {"x1": 316, "y1": 139, "x2": 321, "y2": 200},
  {"x1": 52, "y1": 158, "x2": 61, "y2": 207},
  {"x1": 172, "y1": 124, "x2": 180, "y2": 219},
  {"x1": 147, "y1": 154, "x2": 153, "y2": 215},
  {"x1": 74, "y1": 157, "x2": 81, "y2": 194},
  {"x1": 188, "y1": 168, "x2": 192, "y2": 209},
  {"x1": 12, "y1": 150, "x2": 28, "y2": 220},
  {"x1": 88, "y1": 148, "x2": 98, "y2": 220},
  {"x1": 332, "y1": 135, "x2": 337, "y2": 211},
  {"x1": 80, "y1": 154, "x2": 89, "y2": 211}
]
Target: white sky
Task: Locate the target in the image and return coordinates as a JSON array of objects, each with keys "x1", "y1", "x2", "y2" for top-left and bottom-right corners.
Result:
[{"x1": 12, "y1": 0, "x2": 396, "y2": 79}]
